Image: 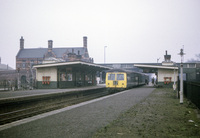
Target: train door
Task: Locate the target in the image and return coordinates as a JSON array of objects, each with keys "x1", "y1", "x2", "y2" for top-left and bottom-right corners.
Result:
[
  {"x1": 106, "y1": 73, "x2": 116, "y2": 88},
  {"x1": 116, "y1": 73, "x2": 126, "y2": 88}
]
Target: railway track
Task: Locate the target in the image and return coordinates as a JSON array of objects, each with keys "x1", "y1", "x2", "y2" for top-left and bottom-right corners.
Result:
[{"x1": 0, "y1": 90, "x2": 109, "y2": 125}]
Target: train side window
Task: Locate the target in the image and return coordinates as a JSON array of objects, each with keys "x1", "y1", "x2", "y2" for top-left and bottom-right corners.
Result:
[
  {"x1": 117, "y1": 74, "x2": 124, "y2": 80},
  {"x1": 108, "y1": 74, "x2": 115, "y2": 80}
]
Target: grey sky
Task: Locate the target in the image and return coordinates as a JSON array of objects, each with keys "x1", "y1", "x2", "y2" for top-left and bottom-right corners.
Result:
[{"x1": 0, "y1": 0, "x2": 200, "y2": 69}]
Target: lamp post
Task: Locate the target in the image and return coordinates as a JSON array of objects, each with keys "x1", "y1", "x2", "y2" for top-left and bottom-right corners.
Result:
[
  {"x1": 178, "y1": 48, "x2": 185, "y2": 104},
  {"x1": 17, "y1": 67, "x2": 20, "y2": 90},
  {"x1": 104, "y1": 46, "x2": 107, "y2": 64}
]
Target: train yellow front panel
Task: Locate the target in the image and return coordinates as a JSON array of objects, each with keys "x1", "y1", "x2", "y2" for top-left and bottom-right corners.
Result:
[{"x1": 106, "y1": 72, "x2": 127, "y2": 88}]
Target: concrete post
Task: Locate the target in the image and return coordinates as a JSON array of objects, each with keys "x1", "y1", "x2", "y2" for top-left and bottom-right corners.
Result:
[
  {"x1": 178, "y1": 48, "x2": 185, "y2": 104},
  {"x1": 173, "y1": 67, "x2": 176, "y2": 91},
  {"x1": 180, "y1": 64, "x2": 183, "y2": 104}
]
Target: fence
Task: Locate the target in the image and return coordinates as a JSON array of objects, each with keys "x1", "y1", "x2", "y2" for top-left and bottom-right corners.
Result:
[
  {"x1": 0, "y1": 80, "x2": 16, "y2": 91},
  {"x1": 183, "y1": 81, "x2": 200, "y2": 109},
  {"x1": 0, "y1": 70, "x2": 36, "y2": 91}
]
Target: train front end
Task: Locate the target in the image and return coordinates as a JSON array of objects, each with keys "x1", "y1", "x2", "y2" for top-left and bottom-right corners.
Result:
[{"x1": 106, "y1": 71, "x2": 127, "y2": 90}]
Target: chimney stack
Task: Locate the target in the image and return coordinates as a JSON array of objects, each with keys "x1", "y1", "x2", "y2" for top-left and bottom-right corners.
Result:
[
  {"x1": 48, "y1": 40, "x2": 53, "y2": 51},
  {"x1": 164, "y1": 50, "x2": 171, "y2": 62},
  {"x1": 83, "y1": 36, "x2": 87, "y2": 48},
  {"x1": 20, "y1": 36, "x2": 24, "y2": 49}
]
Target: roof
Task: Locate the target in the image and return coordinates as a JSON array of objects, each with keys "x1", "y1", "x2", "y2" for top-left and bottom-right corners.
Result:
[
  {"x1": 16, "y1": 47, "x2": 86, "y2": 58},
  {"x1": 134, "y1": 64, "x2": 179, "y2": 70},
  {"x1": 0, "y1": 64, "x2": 14, "y2": 71},
  {"x1": 106, "y1": 68, "x2": 147, "y2": 75},
  {"x1": 33, "y1": 61, "x2": 112, "y2": 70}
]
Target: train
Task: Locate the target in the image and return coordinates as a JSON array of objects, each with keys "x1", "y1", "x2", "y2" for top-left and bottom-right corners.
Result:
[{"x1": 106, "y1": 69, "x2": 148, "y2": 91}]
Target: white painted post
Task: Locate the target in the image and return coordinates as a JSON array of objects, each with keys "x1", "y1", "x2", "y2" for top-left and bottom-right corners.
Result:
[
  {"x1": 178, "y1": 48, "x2": 185, "y2": 104},
  {"x1": 173, "y1": 67, "x2": 176, "y2": 91},
  {"x1": 180, "y1": 64, "x2": 183, "y2": 104}
]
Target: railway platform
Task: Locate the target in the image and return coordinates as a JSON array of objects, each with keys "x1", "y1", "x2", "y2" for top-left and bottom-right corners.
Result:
[
  {"x1": 0, "y1": 87, "x2": 154, "y2": 137},
  {"x1": 0, "y1": 84, "x2": 106, "y2": 104}
]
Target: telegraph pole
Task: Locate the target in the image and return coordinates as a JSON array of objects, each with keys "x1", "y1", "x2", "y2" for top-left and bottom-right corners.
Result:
[
  {"x1": 157, "y1": 58, "x2": 160, "y2": 65},
  {"x1": 178, "y1": 48, "x2": 185, "y2": 104}
]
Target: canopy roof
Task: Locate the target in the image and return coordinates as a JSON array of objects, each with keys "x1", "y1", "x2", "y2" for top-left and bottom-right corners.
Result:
[
  {"x1": 34, "y1": 61, "x2": 112, "y2": 71},
  {"x1": 134, "y1": 64, "x2": 178, "y2": 70}
]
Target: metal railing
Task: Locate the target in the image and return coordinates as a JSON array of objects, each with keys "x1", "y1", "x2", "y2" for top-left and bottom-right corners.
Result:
[{"x1": 183, "y1": 81, "x2": 200, "y2": 109}]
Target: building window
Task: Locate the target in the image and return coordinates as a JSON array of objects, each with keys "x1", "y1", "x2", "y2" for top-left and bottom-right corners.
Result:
[
  {"x1": 189, "y1": 64, "x2": 196, "y2": 68},
  {"x1": 60, "y1": 73, "x2": 66, "y2": 81},
  {"x1": 30, "y1": 60, "x2": 34, "y2": 67},
  {"x1": 22, "y1": 61, "x2": 26, "y2": 69},
  {"x1": 66, "y1": 74, "x2": 72, "y2": 81},
  {"x1": 38, "y1": 60, "x2": 42, "y2": 64},
  {"x1": 17, "y1": 63, "x2": 21, "y2": 69},
  {"x1": 183, "y1": 64, "x2": 188, "y2": 68}
]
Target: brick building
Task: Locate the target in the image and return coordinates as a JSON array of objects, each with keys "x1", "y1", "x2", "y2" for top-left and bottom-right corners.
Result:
[{"x1": 16, "y1": 36, "x2": 93, "y2": 71}]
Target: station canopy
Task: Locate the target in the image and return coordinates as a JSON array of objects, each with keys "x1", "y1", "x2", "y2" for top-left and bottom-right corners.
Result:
[
  {"x1": 134, "y1": 64, "x2": 178, "y2": 73},
  {"x1": 134, "y1": 64, "x2": 178, "y2": 69},
  {"x1": 33, "y1": 61, "x2": 112, "y2": 71}
]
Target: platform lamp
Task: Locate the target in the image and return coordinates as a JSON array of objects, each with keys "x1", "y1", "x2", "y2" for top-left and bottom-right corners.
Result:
[
  {"x1": 104, "y1": 46, "x2": 107, "y2": 64},
  {"x1": 178, "y1": 48, "x2": 185, "y2": 104},
  {"x1": 17, "y1": 64, "x2": 21, "y2": 90}
]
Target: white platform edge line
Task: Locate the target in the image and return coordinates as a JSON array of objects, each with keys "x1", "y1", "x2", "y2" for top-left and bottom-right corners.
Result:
[{"x1": 0, "y1": 89, "x2": 129, "y2": 131}]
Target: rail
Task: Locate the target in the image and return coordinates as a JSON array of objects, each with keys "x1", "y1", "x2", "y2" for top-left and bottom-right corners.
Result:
[{"x1": 0, "y1": 89, "x2": 108, "y2": 125}]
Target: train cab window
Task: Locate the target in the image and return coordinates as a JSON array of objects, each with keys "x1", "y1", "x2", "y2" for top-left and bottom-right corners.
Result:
[
  {"x1": 117, "y1": 74, "x2": 124, "y2": 80},
  {"x1": 108, "y1": 74, "x2": 115, "y2": 80}
]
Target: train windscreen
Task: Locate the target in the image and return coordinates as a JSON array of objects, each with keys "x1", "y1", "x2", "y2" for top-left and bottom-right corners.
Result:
[
  {"x1": 108, "y1": 74, "x2": 115, "y2": 80},
  {"x1": 117, "y1": 74, "x2": 124, "y2": 80}
]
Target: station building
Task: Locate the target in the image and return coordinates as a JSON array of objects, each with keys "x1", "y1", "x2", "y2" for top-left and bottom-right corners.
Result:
[
  {"x1": 13, "y1": 36, "x2": 95, "y2": 89},
  {"x1": 16, "y1": 36, "x2": 93, "y2": 71},
  {"x1": 34, "y1": 61, "x2": 111, "y2": 89}
]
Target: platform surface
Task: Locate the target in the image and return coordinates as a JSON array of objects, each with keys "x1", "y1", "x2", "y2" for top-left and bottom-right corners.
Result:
[
  {"x1": 0, "y1": 84, "x2": 106, "y2": 101},
  {"x1": 0, "y1": 87, "x2": 154, "y2": 138}
]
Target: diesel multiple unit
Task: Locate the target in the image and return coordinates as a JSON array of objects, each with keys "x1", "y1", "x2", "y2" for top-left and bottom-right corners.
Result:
[{"x1": 106, "y1": 69, "x2": 147, "y2": 90}]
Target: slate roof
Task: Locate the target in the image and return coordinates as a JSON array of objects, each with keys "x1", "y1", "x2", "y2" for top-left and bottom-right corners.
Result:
[
  {"x1": 16, "y1": 47, "x2": 87, "y2": 59},
  {"x1": 0, "y1": 64, "x2": 13, "y2": 71}
]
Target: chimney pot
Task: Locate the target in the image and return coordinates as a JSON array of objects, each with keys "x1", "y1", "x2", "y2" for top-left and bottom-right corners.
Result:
[
  {"x1": 83, "y1": 36, "x2": 87, "y2": 48},
  {"x1": 48, "y1": 40, "x2": 53, "y2": 51},
  {"x1": 20, "y1": 36, "x2": 24, "y2": 49}
]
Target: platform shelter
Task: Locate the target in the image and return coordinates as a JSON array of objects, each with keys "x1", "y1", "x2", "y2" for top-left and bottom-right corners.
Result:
[
  {"x1": 34, "y1": 61, "x2": 111, "y2": 89},
  {"x1": 134, "y1": 51, "x2": 179, "y2": 88},
  {"x1": 134, "y1": 64, "x2": 178, "y2": 87}
]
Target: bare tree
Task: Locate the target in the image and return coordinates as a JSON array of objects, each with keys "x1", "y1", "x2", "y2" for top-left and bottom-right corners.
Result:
[
  {"x1": 196, "y1": 54, "x2": 200, "y2": 60},
  {"x1": 187, "y1": 53, "x2": 200, "y2": 63}
]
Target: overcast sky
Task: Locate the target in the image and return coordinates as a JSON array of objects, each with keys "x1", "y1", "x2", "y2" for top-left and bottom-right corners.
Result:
[{"x1": 0, "y1": 0, "x2": 200, "y2": 69}]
